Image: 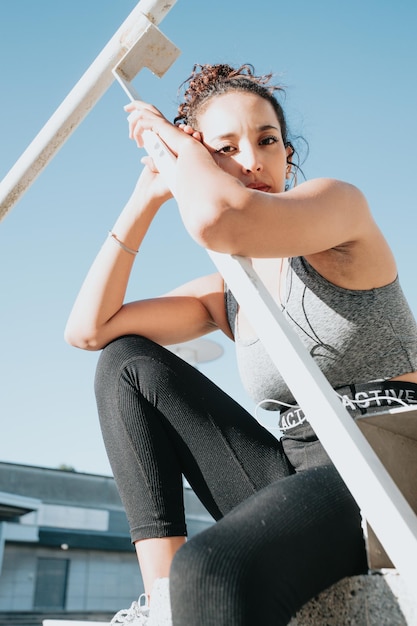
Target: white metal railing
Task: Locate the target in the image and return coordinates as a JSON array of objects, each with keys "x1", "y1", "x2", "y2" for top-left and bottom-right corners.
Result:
[
  {"x1": 2, "y1": 0, "x2": 416, "y2": 595},
  {"x1": 0, "y1": 0, "x2": 179, "y2": 222}
]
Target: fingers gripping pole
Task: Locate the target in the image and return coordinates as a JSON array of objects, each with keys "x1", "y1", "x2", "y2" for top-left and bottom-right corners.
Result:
[
  {"x1": 0, "y1": 0, "x2": 178, "y2": 222},
  {"x1": 112, "y1": 21, "x2": 180, "y2": 194}
]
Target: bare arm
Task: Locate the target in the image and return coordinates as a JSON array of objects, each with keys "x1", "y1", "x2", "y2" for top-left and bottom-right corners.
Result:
[
  {"x1": 66, "y1": 272, "x2": 230, "y2": 351},
  {"x1": 125, "y1": 101, "x2": 396, "y2": 289},
  {"x1": 124, "y1": 102, "x2": 373, "y2": 257},
  {"x1": 65, "y1": 161, "x2": 232, "y2": 351},
  {"x1": 175, "y1": 147, "x2": 396, "y2": 288},
  {"x1": 177, "y1": 155, "x2": 371, "y2": 258}
]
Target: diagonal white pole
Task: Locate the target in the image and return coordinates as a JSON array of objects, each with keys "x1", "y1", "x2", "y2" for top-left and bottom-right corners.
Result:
[
  {"x1": 207, "y1": 251, "x2": 417, "y2": 592},
  {"x1": 0, "y1": 0, "x2": 178, "y2": 222}
]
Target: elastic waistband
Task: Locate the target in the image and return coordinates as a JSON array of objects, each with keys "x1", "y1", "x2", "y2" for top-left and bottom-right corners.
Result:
[{"x1": 278, "y1": 380, "x2": 417, "y2": 433}]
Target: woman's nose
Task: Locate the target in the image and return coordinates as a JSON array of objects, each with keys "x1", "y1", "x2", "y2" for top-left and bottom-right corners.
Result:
[{"x1": 239, "y1": 148, "x2": 262, "y2": 173}]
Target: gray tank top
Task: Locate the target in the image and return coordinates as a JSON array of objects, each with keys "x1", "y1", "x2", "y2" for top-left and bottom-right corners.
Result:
[{"x1": 225, "y1": 256, "x2": 417, "y2": 405}]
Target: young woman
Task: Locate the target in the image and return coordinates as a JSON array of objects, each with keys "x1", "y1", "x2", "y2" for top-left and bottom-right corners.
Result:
[{"x1": 65, "y1": 64, "x2": 417, "y2": 626}]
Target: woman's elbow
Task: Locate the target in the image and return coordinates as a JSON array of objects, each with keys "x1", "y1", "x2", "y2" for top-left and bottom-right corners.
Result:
[
  {"x1": 64, "y1": 324, "x2": 103, "y2": 351},
  {"x1": 185, "y1": 206, "x2": 239, "y2": 253}
]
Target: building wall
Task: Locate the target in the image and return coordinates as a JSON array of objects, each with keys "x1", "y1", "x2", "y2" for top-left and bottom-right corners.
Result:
[
  {"x1": 0, "y1": 545, "x2": 34, "y2": 611},
  {"x1": 0, "y1": 462, "x2": 214, "y2": 616},
  {"x1": 0, "y1": 543, "x2": 140, "y2": 612}
]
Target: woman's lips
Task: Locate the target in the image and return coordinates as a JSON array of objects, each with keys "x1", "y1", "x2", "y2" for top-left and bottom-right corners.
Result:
[{"x1": 246, "y1": 182, "x2": 271, "y2": 192}]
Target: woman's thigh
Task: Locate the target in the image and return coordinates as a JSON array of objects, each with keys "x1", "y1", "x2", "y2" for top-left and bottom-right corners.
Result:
[
  {"x1": 170, "y1": 464, "x2": 368, "y2": 626},
  {"x1": 95, "y1": 335, "x2": 294, "y2": 523}
]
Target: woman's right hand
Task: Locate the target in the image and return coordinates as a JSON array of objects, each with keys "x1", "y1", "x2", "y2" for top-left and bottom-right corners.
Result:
[
  {"x1": 129, "y1": 118, "x2": 204, "y2": 211},
  {"x1": 64, "y1": 107, "x2": 205, "y2": 352},
  {"x1": 133, "y1": 154, "x2": 173, "y2": 208},
  {"x1": 64, "y1": 158, "x2": 172, "y2": 352}
]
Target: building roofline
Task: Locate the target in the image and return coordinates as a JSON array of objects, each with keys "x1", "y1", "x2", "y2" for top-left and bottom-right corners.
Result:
[{"x1": 0, "y1": 460, "x2": 112, "y2": 479}]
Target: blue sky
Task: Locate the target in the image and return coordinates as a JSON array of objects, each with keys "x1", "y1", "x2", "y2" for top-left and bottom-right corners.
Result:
[{"x1": 0, "y1": 0, "x2": 416, "y2": 476}]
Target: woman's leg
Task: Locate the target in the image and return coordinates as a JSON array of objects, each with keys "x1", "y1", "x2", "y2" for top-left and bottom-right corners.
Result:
[
  {"x1": 170, "y1": 464, "x2": 368, "y2": 626},
  {"x1": 94, "y1": 335, "x2": 293, "y2": 593}
]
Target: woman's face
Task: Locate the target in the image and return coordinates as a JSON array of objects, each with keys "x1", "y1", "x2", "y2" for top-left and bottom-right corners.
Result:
[{"x1": 197, "y1": 91, "x2": 291, "y2": 193}]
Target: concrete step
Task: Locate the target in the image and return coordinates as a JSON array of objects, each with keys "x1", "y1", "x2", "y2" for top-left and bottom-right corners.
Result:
[
  {"x1": 44, "y1": 622, "x2": 108, "y2": 626},
  {"x1": 41, "y1": 570, "x2": 417, "y2": 626},
  {"x1": 43, "y1": 619, "x2": 109, "y2": 626},
  {"x1": 0, "y1": 614, "x2": 111, "y2": 626},
  {"x1": 290, "y1": 570, "x2": 417, "y2": 626}
]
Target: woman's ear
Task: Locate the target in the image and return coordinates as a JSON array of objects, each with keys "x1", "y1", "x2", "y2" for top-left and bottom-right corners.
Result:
[
  {"x1": 285, "y1": 141, "x2": 294, "y2": 162},
  {"x1": 285, "y1": 142, "x2": 295, "y2": 179}
]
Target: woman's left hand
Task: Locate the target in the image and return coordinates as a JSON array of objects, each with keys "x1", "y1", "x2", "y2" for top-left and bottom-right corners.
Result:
[{"x1": 124, "y1": 101, "x2": 201, "y2": 155}]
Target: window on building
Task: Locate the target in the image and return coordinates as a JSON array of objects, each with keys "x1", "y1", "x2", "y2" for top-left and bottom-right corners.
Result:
[{"x1": 33, "y1": 557, "x2": 69, "y2": 609}]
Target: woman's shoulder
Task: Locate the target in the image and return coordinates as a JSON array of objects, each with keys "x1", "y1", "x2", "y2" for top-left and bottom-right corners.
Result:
[{"x1": 292, "y1": 177, "x2": 367, "y2": 203}]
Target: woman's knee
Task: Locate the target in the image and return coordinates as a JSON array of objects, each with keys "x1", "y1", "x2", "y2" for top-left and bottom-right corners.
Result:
[
  {"x1": 171, "y1": 532, "x2": 217, "y2": 592},
  {"x1": 170, "y1": 528, "x2": 260, "y2": 625},
  {"x1": 97, "y1": 334, "x2": 153, "y2": 370},
  {"x1": 170, "y1": 524, "x2": 242, "y2": 595},
  {"x1": 94, "y1": 335, "x2": 156, "y2": 390}
]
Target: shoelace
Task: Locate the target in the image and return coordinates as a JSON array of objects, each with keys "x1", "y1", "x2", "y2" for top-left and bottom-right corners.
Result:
[{"x1": 110, "y1": 594, "x2": 149, "y2": 624}]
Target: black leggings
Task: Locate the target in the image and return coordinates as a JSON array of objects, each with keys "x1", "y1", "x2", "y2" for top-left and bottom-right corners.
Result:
[{"x1": 95, "y1": 335, "x2": 367, "y2": 626}]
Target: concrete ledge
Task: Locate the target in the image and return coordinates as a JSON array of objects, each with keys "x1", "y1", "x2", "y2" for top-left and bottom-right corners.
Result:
[
  {"x1": 289, "y1": 570, "x2": 417, "y2": 626},
  {"x1": 42, "y1": 571, "x2": 417, "y2": 626},
  {"x1": 42, "y1": 619, "x2": 109, "y2": 626}
]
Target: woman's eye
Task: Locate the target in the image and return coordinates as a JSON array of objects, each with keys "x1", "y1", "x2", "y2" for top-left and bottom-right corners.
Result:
[
  {"x1": 214, "y1": 145, "x2": 236, "y2": 155},
  {"x1": 260, "y1": 135, "x2": 279, "y2": 145}
]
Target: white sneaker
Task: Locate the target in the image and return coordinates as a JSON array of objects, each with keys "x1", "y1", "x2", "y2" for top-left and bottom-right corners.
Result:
[
  {"x1": 148, "y1": 578, "x2": 172, "y2": 626},
  {"x1": 110, "y1": 593, "x2": 150, "y2": 625}
]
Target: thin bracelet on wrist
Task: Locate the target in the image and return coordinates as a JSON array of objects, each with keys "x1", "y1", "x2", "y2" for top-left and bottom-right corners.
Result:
[{"x1": 108, "y1": 231, "x2": 139, "y2": 256}]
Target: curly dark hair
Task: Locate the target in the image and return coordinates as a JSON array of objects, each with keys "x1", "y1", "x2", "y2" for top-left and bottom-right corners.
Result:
[{"x1": 175, "y1": 63, "x2": 288, "y2": 141}]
